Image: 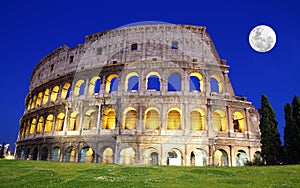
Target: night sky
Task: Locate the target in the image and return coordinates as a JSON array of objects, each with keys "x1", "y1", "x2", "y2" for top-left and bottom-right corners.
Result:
[{"x1": 1, "y1": 0, "x2": 299, "y2": 151}]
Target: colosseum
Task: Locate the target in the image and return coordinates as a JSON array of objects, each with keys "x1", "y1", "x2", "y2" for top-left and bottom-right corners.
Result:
[{"x1": 15, "y1": 23, "x2": 261, "y2": 166}]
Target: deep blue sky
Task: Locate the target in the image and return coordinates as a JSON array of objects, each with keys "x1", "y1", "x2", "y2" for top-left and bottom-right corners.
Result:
[{"x1": 1, "y1": 0, "x2": 299, "y2": 151}]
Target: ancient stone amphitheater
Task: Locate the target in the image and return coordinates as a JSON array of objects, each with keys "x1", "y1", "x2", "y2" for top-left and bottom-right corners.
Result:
[{"x1": 16, "y1": 23, "x2": 261, "y2": 166}]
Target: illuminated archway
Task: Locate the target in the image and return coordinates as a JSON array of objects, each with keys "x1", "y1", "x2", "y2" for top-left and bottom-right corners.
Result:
[
  {"x1": 233, "y1": 111, "x2": 245, "y2": 132},
  {"x1": 210, "y1": 74, "x2": 223, "y2": 93},
  {"x1": 43, "y1": 89, "x2": 50, "y2": 105},
  {"x1": 190, "y1": 149, "x2": 207, "y2": 166},
  {"x1": 189, "y1": 72, "x2": 204, "y2": 92},
  {"x1": 106, "y1": 74, "x2": 118, "y2": 93},
  {"x1": 36, "y1": 116, "x2": 44, "y2": 134},
  {"x1": 69, "y1": 111, "x2": 80, "y2": 131},
  {"x1": 144, "y1": 108, "x2": 160, "y2": 130},
  {"x1": 102, "y1": 108, "x2": 116, "y2": 129},
  {"x1": 64, "y1": 147, "x2": 76, "y2": 162},
  {"x1": 31, "y1": 95, "x2": 36, "y2": 109},
  {"x1": 30, "y1": 118, "x2": 36, "y2": 134},
  {"x1": 61, "y1": 83, "x2": 71, "y2": 100},
  {"x1": 83, "y1": 109, "x2": 97, "y2": 130},
  {"x1": 144, "y1": 148, "x2": 159, "y2": 165},
  {"x1": 51, "y1": 147, "x2": 60, "y2": 161},
  {"x1": 74, "y1": 80, "x2": 85, "y2": 97},
  {"x1": 88, "y1": 76, "x2": 101, "y2": 95},
  {"x1": 190, "y1": 109, "x2": 206, "y2": 131},
  {"x1": 50, "y1": 86, "x2": 60, "y2": 102},
  {"x1": 119, "y1": 147, "x2": 135, "y2": 165},
  {"x1": 27, "y1": 98, "x2": 31, "y2": 110},
  {"x1": 80, "y1": 147, "x2": 94, "y2": 163},
  {"x1": 125, "y1": 72, "x2": 139, "y2": 91},
  {"x1": 55, "y1": 113, "x2": 65, "y2": 131},
  {"x1": 167, "y1": 108, "x2": 181, "y2": 130},
  {"x1": 122, "y1": 107, "x2": 137, "y2": 129},
  {"x1": 212, "y1": 110, "x2": 226, "y2": 131},
  {"x1": 167, "y1": 149, "x2": 182, "y2": 166},
  {"x1": 101, "y1": 147, "x2": 114, "y2": 164},
  {"x1": 146, "y1": 72, "x2": 160, "y2": 91},
  {"x1": 36, "y1": 92, "x2": 43, "y2": 107},
  {"x1": 235, "y1": 150, "x2": 248, "y2": 166},
  {"x1": 168, "y1": 73, "x2": 181, "y2": 91},
  {"x1": 214, "y1": 149, "x2": 228, "y2": 166},
  {"x1": 45, "y1": 114, "x2": 54, "y2": 133}
]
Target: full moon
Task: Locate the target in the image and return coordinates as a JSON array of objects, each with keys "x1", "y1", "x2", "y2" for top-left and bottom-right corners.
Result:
[{"x1": 249, "y1": 25, "x2": 276, "y2": 52}]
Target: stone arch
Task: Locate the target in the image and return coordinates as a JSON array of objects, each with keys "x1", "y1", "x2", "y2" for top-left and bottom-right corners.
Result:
[
  {"x1": 61, "y1": 83, "x2": 71, "y2": 100},
  {"x1": 55, "y1": 113, "x2": 65, "y2": 131},
  {"x1": 190, "y1": 149, "x2": 207, "y2": 166},
  {"x1": 168, "y1": 73, "x2": 181, "y2": 91},
  {"x1": 32, "y1": 147, "x2": 38, "y2": 160},
  {"x1": 122, "y1": 107, "x2": 137, "y2": 129},
  {"x1": 144, "y1": 147, "x2": 159, "y2": 165},
  {"x1": 235, "y1": 150, "x2": 248, "y2": 166},
  {"x1": 31, "y1": 95, "x2": 36, "y2": 109},
  {"x1": 125, "y1": 72, "x2": 139, "y2": 91},
  {"x1": 214, "y1": 149, "x2": 229, "y2": 166},
  {"x1": 45, "y1": 114, "x2": 54, "y2": 133},
  {"x1": 36, "y1": 116, "x2": 44, "y2": 134},
  {"x1": 83, "y1": 109, "x2": 97, "y2": 130},
  {"x1": 233, "y1": 111, "x2": 245, "y2": 132},
  {"x1": 102, "y1": 108, "x2": 116, "y2": 129},
  {"x1": 80, "y1": 147, "x2": 94, "y2": 163},
  {"x1": 50, "y1": 85, "x2": 60, "y2": 102},
  {"x1": 106, "y1": 74, "x2": 118, "y2": 93},
  {"x1": 68, "y1": 111, "x2": 80, "y2": 131},
  {"x1": 167, "y1": 148, "x2": 182, "y2": 166},
  {"x1": 43, "y1": 89, "x2": 50, "y2": 105},
  {"x1": 146, "y1": 72, "x2": 161, "y2": 91},
  {"x1": 36, "y1": 92, "x2": 43, "y2": 107},
  {"x1": 190, "y1": 109, "x2": 206, "y2": 131},
  {"x1": 167, "y1": 108, "x2": 181, "y2": 130},
  {"x1": 189, "y1": 72, "x2": 204, "y2": 92},
  {"x1": 100, "y1": 147, "x2": 114, "y2": 164},
  {"x1": 64, "y1": 146, "x2": 76, "y2": 162},
  {"x1": 27, "y1": 98, "x2": 31, "y2": 110},
  {"x1": 144, "y1": 107, "x2": 160, "y2": 130},
  {"x1": 88, "y1": 76, "x2": 101, "y2": 95},
  {"x1": 30, "y1": 118, "x2": 37, "y2": 134},
  {"x1": 210, "y1": 74, "x2": 223, "y2": 93},
  {"x1": 119, "y1": 147, "x2": 135, "y2": 165},
  {"x1": 40, "y1": 147, "x2": 48, "y2": 161},
  {"x1": 25, "y1": 147, "x2": 30, "y2": 159},
  {"x1": 212, "y1": 110, "x2": 226, "y2": 131},
  {"x1": 74, "y1": 80, "x2": 85, "y2": 97}
]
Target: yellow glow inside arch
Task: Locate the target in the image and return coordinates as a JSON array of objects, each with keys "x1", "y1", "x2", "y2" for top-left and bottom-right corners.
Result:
[
  {"x1": 233, "y1": 111, "x2": 245, "y2": 132},
  {"x1": 167, "y1": 108, "x2": 181, "y2": 130},
  {"x1": 144, "y1": 107, "x2": 160, "y2": 130},
  {"x1": 212, "y1": 110, "x2": 226, "y2": 131},
  {"x1": 106, "y1": 74, "x2": 118, "y2": 93},
  {"x1": 190, "y1": 108, "x2": 206, "y2": 131},
  {"x1": 122, "y1": 107, "x2": 137, "y2": 129},
  {"x1": 210, "y1": 74, "x2": 223, "y2": 93},
  {"x1": 124, "y1": 72, "x2": 139, "y2": 91},
  {"x1": 190, "y1": 72, "x2": 204, "y2": 92},
  {"x1": 88, "y1": 76, "x2": 100, "y2": 95}
]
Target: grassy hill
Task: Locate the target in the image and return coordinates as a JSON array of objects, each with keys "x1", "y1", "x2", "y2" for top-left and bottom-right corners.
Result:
[{"x1": 0, "y1": 159, "x2": 299, "y2": 187}]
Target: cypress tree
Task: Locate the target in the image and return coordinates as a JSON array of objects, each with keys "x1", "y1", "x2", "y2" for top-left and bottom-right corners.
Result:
[
  {"x1": 284, "y1": 103, "x2": 297, "y2": 164},
  {"x1": 259, "y1": 94, "x2": 282, "y2": 165},
  {"x1": 291, "y1": 96, "x2": 300, "y2": 163}
]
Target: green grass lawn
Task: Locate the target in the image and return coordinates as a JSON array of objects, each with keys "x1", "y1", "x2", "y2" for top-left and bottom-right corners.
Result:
[{"x1": 0, "y1": 159, "x2": 299, "y2": 188}]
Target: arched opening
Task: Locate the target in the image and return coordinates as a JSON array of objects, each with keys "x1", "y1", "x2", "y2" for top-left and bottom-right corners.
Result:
[
  {"x1": 80, "y1": 147, "x2": 94, "y2": 163},
  {"x1": 168, "y1": 73, "x2": 181, "y2": 91},
  {"x1": 122, "y1": 108, "x2": 137, "y2": 129},
  {"x1": 146, "y1": 72, "x2": 160, "y2": 91},
  {"x1": 190, "y1": 149, "x2": 207, "y2": 166},
  {"x1": 36, "y1": 92, "x2": 43, "y2": 107},
  {"x1": 55, "y1": 113, "x2": 65, "y2": 131},
  {"x1": 119, "y1": 148, "x2": 135, "y2": 165},
  {"x1": 69, "y1": 111, "x2": 80, "y2": 131},
  {"x1": 83, "y1": 109, "x2": 97, "y2": 130},
  {"x1": 27, "y1": 98, "x2": 31, "y2": 110},
  {"x1": 25, "y1": 120, "x2": 30, "y2": 135},
  {"x1": 88, "y1": 76, "x2": 101, "y2": 95},
  {"x1": 20, "y1": 149, "x2": 25, "y2": 160},
  {"x1": 32, "y1": 147, "x2": 38, "y2": 160},
  {"x1": 253, "y1": 151, "x2": 263, "y2": 164},
  {"x1": 36, "y1": 116, "x2": 44, "y2": 134},
  {"x1": 167, "y1": 149, "x2": 182, "y2": 166},
  {"x1": 210, "y1": 74, "x2": 223, "y2": 93},
  {"x1": 167, "y1": 109, "x2": 181, "y2": 130},
  {"x1": 40, "y1": 147, "x2": 48, "y2": 161},
  {"x1": 30, "y1": 118, "x2": 36, "y2": 134},
  {"x1": 233, "y1": 111, "x2": 245, "y2": 132},
  {"x1": 43, "y1": 89, "x2": 50, "y2": 105},
  {"x1": 45, "y1": 114, "x2": 54, "y2": 133},
  {"x1": 31, "y1": 95, "x2": 36, "y2": 109},
  {"x1": 51, "y1": 147, "x2": 60, "y2": 161},
  {"x1": 212, "y1": 110, "x2": 226, "y2": 132},
  {"x1": 190, "y1": 109, "x2": 205, "y2": 131},
  {"x1": 64, "y1": 147, "x2": 76, "y2": 162},
  {"x1": 61, "y1": 83, "x2": 71, "y2": 100},
  {"x1": 214, "y1": 149, "x2": 229, "y2": 166},
  {"x1": 101, "y1": 147, "x2": 113, "y2": 164},
  {"x1": 74, "y1": 80, "x2": 85, "y2": 97},
  {"x1": 106, "y1": 74, "x2": 118, "y2": 93},
  {"x1": 189, "y1": 73, "x2": 204, "y2": 92},
  {"x1": 102, "y1": 108, "x2": 116, "y2": 129},
  {"x1": 145, "y1": 108, "x2": 160, "y2": 130},
  {"x1": 144, "y1": 148, "x2": 159, "y2": 165},
  {"x1": 25, "y1": 148, "x2": 30, "y2": 160},
  {"x1": 50, "y1": 86, "x2": 60, "y2": 102},
  {"x1": 236, "y1": 150, "x2": 248, "y2": 166},
  {"x1": 125, "y1": 72, "x2": 139, "y2": 91}
]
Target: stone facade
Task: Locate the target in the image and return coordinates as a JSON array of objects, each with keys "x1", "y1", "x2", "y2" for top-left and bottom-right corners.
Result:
[{"x1": 15, "y1": 23, "x2": 261, "y2": 166}]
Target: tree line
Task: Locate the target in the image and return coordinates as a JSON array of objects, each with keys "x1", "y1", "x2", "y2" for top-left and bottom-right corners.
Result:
[{"x1": 259, "y1": 95, "x2": 300, "y2": 165}]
